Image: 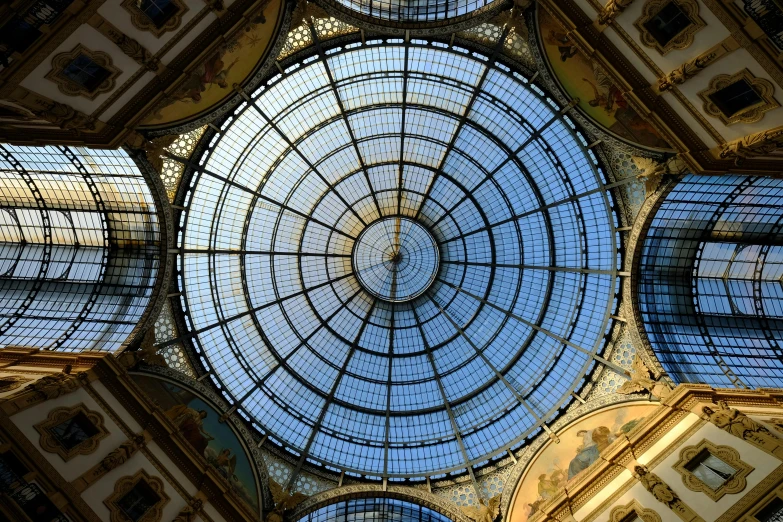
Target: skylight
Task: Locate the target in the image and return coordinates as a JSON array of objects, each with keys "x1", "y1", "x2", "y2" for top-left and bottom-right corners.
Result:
[{"x1": 177, "y1": 39, "x2": 620, "y2": 478}]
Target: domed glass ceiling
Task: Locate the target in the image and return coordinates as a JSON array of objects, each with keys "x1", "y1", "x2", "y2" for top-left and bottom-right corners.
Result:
[
  {"x1": 324, "y1": 0, "x2": 500, "y2": 24},
  {"x1": 178, "y1": 38, "x2": 620, "y2": 479}
]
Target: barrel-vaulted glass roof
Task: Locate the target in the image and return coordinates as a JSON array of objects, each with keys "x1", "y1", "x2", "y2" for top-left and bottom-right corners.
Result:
[{"x1": 176, "y1": 38, "x2": 621, "y2": 478}]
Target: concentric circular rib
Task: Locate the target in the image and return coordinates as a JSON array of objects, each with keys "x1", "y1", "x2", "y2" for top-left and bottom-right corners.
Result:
[
  {"x1": 177, "y1": 39, "x2": 619, "y2": 479},
  {"x1": 353, "y1": 217, "x2": 439, "y2": 302}
]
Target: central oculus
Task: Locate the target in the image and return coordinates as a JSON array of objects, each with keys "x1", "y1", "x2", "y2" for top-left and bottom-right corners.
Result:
[{"x1": 352, "y1": 217, "x2": 439, "y2": 303}]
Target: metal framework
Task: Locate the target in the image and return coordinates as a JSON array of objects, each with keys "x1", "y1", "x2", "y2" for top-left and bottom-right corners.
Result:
[
  {"x1": 314, "y1": 0, "x2": 504, "y2": 26},
  {"x1": 173, "y1": 36, "x2": 623, "y2": 480},
  {"x1": 639, "y1": 174, "x2": 783, "y2": 389},
  {"x1": 296, "y1": 497, "x2": 454, "y2": 522},
  {"x1": 0, "y1": 144, "x2": 161, "y2": 352}
]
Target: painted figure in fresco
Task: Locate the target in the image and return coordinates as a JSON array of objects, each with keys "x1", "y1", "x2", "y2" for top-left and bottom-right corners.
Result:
[
  {"x1": 567, "y1": 425, "x2": 614, "y2": 479},
  {"x1": 537, "y1": 468, "x2": 565, "y2": 499},
  {"x1": 165, "y1": 404, "x2": 215, "y2": 455},
  {"x1": 581, "y1": 63, "x2": 628, "y2": 116},
  {"x1": 544, "y1": 29, "x2": 578, "y2": 62},
  {"x1": 213, "y1": 448, "x2": 238, "y2": 479}
]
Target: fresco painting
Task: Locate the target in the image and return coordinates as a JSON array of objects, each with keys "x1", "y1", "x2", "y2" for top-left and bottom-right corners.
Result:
[
  {"x1": 537, "y1": 8, "x2": 670, "y2": 149},
  {"x1": 509, "y1": 403, "x2": 659, "y2": 522},
  {"x1": 131, "y1": 374, "x2": 260, "y2": 513},
  {"x1": 141, "y1": 0, "x2": 282, "y2": 127}
]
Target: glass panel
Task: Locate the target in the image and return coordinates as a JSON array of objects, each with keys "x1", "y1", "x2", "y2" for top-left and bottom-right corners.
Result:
[
  {"x1": 708, "y1": 79, "x2": 763, "y2": 117},
  {"x1": 49, "y1": 411, "x2": 99, "y2": 450},
  {"x1": 757, "y1": 498, "x2": 783, "y2": 522},
  {"x1": 118, "y1": 481, "x2": 161, "y2": 522},
  {"x1": 643, "y1": 1, "x2": 692, "y2": 45},
  {"x1": 62, "y1": 54, "x2": 110, "y2": 91},
  {"x1": 684, "y1": 450, "x2": 736, "y2": 489}
]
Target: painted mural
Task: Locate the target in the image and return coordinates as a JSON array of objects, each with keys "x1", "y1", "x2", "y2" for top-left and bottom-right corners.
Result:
[
  {"x1": 131, "y1": 374, "x2": 261, "y2": 513},
  {"x1": 140, "y1": 0, "x2": 283, "y2": 128},
  {"x1": 508, "y1": 402, "x2": 659, "y2": 522},
  {"x1": 537, "y1": 9, "x2": 669, "y2": 149}
]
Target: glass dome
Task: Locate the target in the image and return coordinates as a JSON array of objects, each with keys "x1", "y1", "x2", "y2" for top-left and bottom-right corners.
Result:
[
  {"x1": 319, "y1": 0, "x2": 503, "y2": 26},
  {"x1": 177, "y1": 39, "x2": 620, "y2": 478}
]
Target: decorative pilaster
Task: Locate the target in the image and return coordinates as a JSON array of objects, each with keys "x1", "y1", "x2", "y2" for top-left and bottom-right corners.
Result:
[
  {"x1": 88, "y1": 14, "x2": 161, "y2": 72},
  {"x1": 634, "y1": 466, "x2": 704, "y2": 522},
  {"x1": 703, "y1": 401, "x2": 783, "y2": 459},
  {"x1": 718, "y1": 125, "x2": 783, "y2": 163},
  {"x1": 657, "y1": 38, "x2": 739, "y2": 91}
]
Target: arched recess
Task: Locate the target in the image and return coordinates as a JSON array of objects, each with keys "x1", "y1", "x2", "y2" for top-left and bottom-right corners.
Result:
[
  {"x1": 627, "y1": 174, "x2": 783, "y2": 389},
  {"x1": 129, "y1": 367, "x2": 274, "y2": 517},
  {"x1": 292, "y1": 486, "x2": 471, "y2": 522}
]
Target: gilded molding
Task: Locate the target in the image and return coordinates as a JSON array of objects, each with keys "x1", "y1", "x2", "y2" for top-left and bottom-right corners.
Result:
[
  {"x1": 672, "y1": 440, "x2": 753, "y2": 501},
  {"x1": 703, "y1": 401, "x2": 783, "y2": 459},
  {"x1": 633, "y1": 0, "x2": 705, "y2": 55},
  {"x1": 44, "y1": 44, "x2": 121, "y2": 100},
  {"x1": 697, "y1": 69, "x2": 779, "y2": 125},
  {"x1": 88, "y1": 14, "x2": 160, "y2": 71},
  {"x1": 715, "y1": 465, "x2": 783, "y2": 522},
  {"x1": 104, "y1": 469, "x2": 170, "y2": 522},
  {"x1": 719, "y1": 125, "x2": 783, "y2": 163},
  {"x1": 634, "y1": 465, "x2": 704, "y2": 522},
  {"x1": 121, "y1": 0, "x2": 189, "y2": 37},
  {"x1": 609, "y1": 499, "x2": 662, "y2": 522},
  {"x1": 0, "y1": 375, "x2": 32, "y2": 394},
  {"x1": 34, "y1": 404, "x2": 110, "y2": 462},
  {"x1": 657, "y1": 38, "x2": 738, "y2": 92},
  {"x1": 598, "y1": 0, "x2": 635, "y2": 25}
]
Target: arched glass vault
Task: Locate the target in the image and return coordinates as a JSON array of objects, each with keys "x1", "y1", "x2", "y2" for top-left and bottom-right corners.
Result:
[
  {"x1": 639, "y1": 174, "x2": 783, "y2": 389},
  {"x1": 297, "y1": 497, "x2": 453, "y2": 522},
  {"x1": 171, "y1": 37, "x2": 624, "y2": 479},
  {"x1": 0, "y1": 145, "x2": 162, "y2": 352}
]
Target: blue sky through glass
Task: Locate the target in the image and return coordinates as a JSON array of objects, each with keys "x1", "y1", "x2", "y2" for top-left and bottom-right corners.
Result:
[{"x1": 178, "y1": 40, "x2": 619, "y2": 478}]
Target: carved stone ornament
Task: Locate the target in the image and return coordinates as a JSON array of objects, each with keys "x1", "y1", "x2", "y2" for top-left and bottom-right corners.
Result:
[
  {"x1": 658, "y1": 53, "x2": 712, "y2": 92},
  {"x1": 617, "y1": 353, "x2": 673, "y2": 398},
  {"x1": 719, "y1": 125, "x2": 783, "y2": 162},
  {"x1": 104, "y1": 469, "x2": 170, "y2": 522},
  {"x1": 698, "y1": 69, "x2": 779, "y2": 125},
  {"x1": 672, "y1": 440, "x2": 753, "y2": 501},
  {"x1": 121, "y1": 0, "x2": 189, "y2": 37},
  {"x1": 16, "y1": 366, "x2": 85, "y2": 400},
  {"x1": 609, "y1": 499, "x2": 662, "y2": 522},
  {"x1": 45, "y1": 44, "x2": 121, "y2": 100},
  {"x1": 633, "y1": 0, "x2": 706, "y2": 55},
  {"x1": 633, "y1": 465, "x2": 704, "y2": 522},
  {"x1": 100, "y1": 434, "x2": 147, "y2": 473},
  {"x1": 0, "y1": 375, "x2": 32, "y2": 393},
  {"x1": 703, "y1": 401, "x2": 783, "y2": 459},
  {"x1": 34, "y1": 404, "x2": 109, "y2": 461},
  {"x1": 598, "y1": 0, "x2": 635, "y2": 26}
]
